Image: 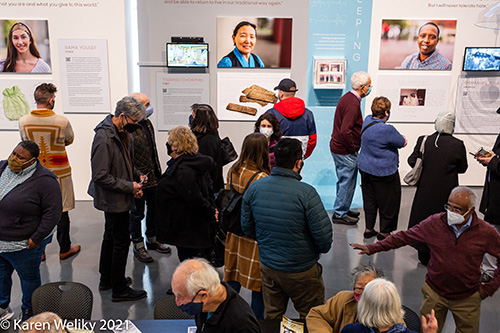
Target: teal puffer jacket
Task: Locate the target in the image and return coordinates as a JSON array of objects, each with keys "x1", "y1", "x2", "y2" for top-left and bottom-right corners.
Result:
[{"x1": 241, "y1": 167, "x2": 333, "y2": 273}]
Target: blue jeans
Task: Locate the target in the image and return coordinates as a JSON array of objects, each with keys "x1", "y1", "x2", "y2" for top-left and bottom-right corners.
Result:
[
  {"x1": 226, "y1": 280, "x2": 265, "y2": 319},
  {"x1": 0, "y1": 236, "x2": 52, "y2": 314},
  {"x1": 129, "y1": 186, "x2": 157, "y2": 244},
  {"x1": 331, "y1": 153, "x2": 358, "y2": 217}
]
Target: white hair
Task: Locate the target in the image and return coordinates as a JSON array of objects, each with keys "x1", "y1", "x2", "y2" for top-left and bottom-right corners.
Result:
[
  {"x1": 357, "y1": 278, "x2": 404, "y2": 328},
  {"x1": 434, "y1": 111, "x2": 455, "y2": 135},
  {"x1": 351, "y1": 71, "x2": 371, "y2": 90},
  {"x1": 176, "y1": 258, "x2": 220, "y2": 296},
  {"x1": 451, "y1": 186, "x2": 477, "y2": 209}
]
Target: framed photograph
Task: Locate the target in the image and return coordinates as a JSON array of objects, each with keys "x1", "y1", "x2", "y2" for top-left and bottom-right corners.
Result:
[{"x1": 313, "y1": 58, "x2": 346, "y2": 89}]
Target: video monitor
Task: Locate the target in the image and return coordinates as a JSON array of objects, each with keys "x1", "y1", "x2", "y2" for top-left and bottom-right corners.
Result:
[
  {"x1": 463, "y1": 47, "x2": 500, "y2": 71},
  {"x1": 166, "y1": 43, "x2": 209, "y2": 68}
]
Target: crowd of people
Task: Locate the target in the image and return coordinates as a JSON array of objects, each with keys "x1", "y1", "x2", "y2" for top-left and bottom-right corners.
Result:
[{"x1": 0, "y1": 74, "x2": 499, "y2": 333}]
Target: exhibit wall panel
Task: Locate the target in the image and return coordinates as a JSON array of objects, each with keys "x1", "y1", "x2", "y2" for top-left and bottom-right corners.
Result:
[
  {"x1": 0, "y1": 0, "x2": 129, "y2": 200},
  {"x1": 368, "y1": 0, "x2": 500, "y2": 186},
  {"x1": 137, "y1": 1, "x2": 309, "y2": 169}
]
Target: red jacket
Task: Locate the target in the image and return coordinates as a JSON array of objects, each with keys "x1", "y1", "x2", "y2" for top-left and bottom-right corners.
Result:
[{"x1": 367, "y1": 212, "x2": 500, "y2": 300}]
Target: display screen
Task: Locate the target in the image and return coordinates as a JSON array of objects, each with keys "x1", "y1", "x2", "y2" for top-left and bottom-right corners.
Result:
[
  {"x1": 463, "y1": 47, "x2": 500, "y2": 71},
  {"x1": 166, "y1": 43, "x2": 209, "y2": 68}
]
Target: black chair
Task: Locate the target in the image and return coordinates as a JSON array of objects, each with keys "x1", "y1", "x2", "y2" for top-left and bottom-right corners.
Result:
[
  {"x1": 402, "y1": 305, "x2": 421, "y2": 332},
  {"x1": 154, "y1": 295, "x2": 194, "y2": 320},
  {"x1": 32, "y1": 282, "x2": 93, "y2": 320}
]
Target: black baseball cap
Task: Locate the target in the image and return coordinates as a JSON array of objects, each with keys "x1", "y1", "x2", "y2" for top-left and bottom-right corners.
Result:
[{"x1": 274, "y1": 78, "x2": 298, "y2": 92}]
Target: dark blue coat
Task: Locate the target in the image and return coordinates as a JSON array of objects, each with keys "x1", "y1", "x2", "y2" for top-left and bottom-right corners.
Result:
[{"x1": 241, "y1": 167, "x2": 332, "y2": 272}]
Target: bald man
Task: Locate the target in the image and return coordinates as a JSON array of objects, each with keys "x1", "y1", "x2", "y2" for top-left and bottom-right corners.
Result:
[
  {"x1": 172, "y1": 258, "x2": 261, "y2": 333},
  {"x1": 351, "y1": 186, "x2": 500, "y2": 333},
  {"x1": 128, "y1": 93, "x2": 170, "y2": 263},
  {"x1": 400, "y1": 22, "x2": 452, "y2": 70}
]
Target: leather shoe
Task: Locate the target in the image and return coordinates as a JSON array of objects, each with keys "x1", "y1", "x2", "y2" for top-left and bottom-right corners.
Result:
[
  {"x1": 331, "y1": 214, "x2": 358, "y2": 225},
  {"x1": 347, "y1": 210, "x2": 361, "y2": 218},
  {"x1": 59, "y1": 245, "x2": 81, "y2": 260},
  {"x1": 377, "y1": 233, "x2": 390, "y2": 241},
  {"x1": 133, "y1": 247, "x2": 153, "y2": 263},
  {"x1": 99, "y1": 276, "x2": 132, "y2": 291},
  {"x1": 112, "y1": 287, "x2": 147, "y2": 302},
  {"x1": 363, "y1": 230, "x2": 378, "y2": 239},
  {"x1": 146, "y1": 241, "x2": 172, "y2": 254}
]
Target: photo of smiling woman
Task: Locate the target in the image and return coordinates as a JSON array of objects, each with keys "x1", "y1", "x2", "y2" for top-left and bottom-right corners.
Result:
[
  {"x1": 0, "y1": 20, "x2": 51, "y2": 73},
  {"x1": 217, "y1": 17, "x2": 292, "y2": 68}
]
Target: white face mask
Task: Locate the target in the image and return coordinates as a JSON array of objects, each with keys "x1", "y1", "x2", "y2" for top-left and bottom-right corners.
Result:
[
  {"x1": 446, "y1": 208, "x2": 469, "y2": 226},
  {"x1": 260, "y1": 127, "x2": 273, "y2": 138}
]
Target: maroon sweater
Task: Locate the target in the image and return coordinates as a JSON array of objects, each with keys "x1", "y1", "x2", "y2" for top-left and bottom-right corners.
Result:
[
  {"x1": 330, "y1": 91, "x2": 363, "y2": 155},
  {"x1": 367, "y1": 212, "x2": 500, "y2": 300}
]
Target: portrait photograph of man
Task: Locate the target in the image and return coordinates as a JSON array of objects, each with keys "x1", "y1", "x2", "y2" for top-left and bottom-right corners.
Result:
[{"x1": 379, "y1": 19, "x2": 457, "y2": 70}]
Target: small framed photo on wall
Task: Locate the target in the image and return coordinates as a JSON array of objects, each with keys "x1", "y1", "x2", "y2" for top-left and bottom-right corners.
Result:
[{"x1": 313, "y1": 58, "x2": 346, "y2": 89}]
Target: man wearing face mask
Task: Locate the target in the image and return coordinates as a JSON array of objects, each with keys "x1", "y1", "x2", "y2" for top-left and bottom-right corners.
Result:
[
  {"x1": 128, "y1": 93, "x2": 171, "y2": 263},
  {"x1": 88, "y1": 96, "x2": 147, "y2": 302},
  {"x1": 329, "y1": 71, "x2": 372, "y2": 226},
  {"x1": 242, "y1": 138, "x2": 333, "y2": 319},
  {"x1": 266, "y1": 78, "x2": 317, "y2": 159},
  {"x1": 350, "y1": 186, "x2": 500, "y2": 333},
  {"x1": 19, "y1": 83, "x2": 80, "y2": 262},
  {"x1": 172, "y1": 258, "x2": 261, "y2": 332},
  {"x1": 0, "y1": 141, "x2": 62, "y2": 321}
]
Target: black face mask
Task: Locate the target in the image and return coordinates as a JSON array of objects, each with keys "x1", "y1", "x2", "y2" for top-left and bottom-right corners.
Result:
[
  {"x1": 123, "y1": 123, "x2": 140, "y2": 133},
  {"x1": 166, "y1": 142, "x2": 173, "y2": 155}
]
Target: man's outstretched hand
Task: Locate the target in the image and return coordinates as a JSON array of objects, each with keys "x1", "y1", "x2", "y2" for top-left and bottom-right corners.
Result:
[{"x1": 349, "y1": 243, "x2": 371, "y2": 255}]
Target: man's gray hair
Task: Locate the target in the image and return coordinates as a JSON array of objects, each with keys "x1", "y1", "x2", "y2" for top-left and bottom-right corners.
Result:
[
  {"x1": 451, "y1": 186, "x2": 477, "y2": 209},
  {"x1": 114, "y1": 96, "x2": 146, "y2": 120},
  {"x1": 357, "y1": 278, "x2": 404, "y2": 328},
  {"x1": 351, "y1": 264, "x2": 384, "y2": 289},
  {"x1": 178, "y1": 258, "x2": 221, "y2": 296},
  {"x1": 351, "y1": 71, "x2": 371, "y2": 90},
  {"x1": 435, "y1": 111, "x2": 455, "y2": 135}
]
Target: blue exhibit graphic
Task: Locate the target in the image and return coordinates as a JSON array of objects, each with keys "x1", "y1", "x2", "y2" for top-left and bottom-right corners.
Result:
[
  {"x1": 302, "y1": 0, "x2": 373, "y2": 208},
  {"x1": 463, "y1": 47, "x2": 500, "y2": 71},
  {"x1": 167, "y1": 43, "x2": 209, "y2": 68}
]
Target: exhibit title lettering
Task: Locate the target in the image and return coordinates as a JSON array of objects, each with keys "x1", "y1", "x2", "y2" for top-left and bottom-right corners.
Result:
[{"x1": 353, "y1": 0, "x2": 365, "y2": 62}]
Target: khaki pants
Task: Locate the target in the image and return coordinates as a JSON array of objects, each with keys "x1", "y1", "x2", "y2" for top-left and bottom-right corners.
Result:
[
  {"x1": 420, "y1": 282, "x2": 481, "y2": 333},
  {"x1": 260, "y1": 262, "x2": 325, "y2": 320}
]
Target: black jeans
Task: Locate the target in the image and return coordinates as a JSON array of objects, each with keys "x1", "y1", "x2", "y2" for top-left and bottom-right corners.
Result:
[
  {"x1": 129, "y1": 187, "x2": 157, "y2": 243},
  {"x1": 360, "y1": 170, "x2": 401, "y2": 234},
  {"x1": 57, "y1": 211, "x2": 71, "y2": 253},
  {"x1": 99, "y1": 212, "x2": 131, "y2": 293}
]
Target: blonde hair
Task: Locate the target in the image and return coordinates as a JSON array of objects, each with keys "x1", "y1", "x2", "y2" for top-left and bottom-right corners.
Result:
[
  {"x1": 20, "y1": 312, "x2": 64, "y2": 333},
  {"x1": 357, "y1": 278, "x2": 404, "y2": 328},
  {"x1": 168, "y1": 126, "x2": 198, "y2": 155}
]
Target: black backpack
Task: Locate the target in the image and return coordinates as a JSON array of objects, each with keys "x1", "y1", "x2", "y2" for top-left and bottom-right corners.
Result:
[{"x1": 215, "y1": 170, "x2": 261, "y2": 236}]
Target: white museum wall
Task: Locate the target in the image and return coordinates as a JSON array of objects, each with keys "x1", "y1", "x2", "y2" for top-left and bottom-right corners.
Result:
[
  {"x1": 0, "y1": 0, "x2": 129, "y2": 200},
  {"x1": 367, "y1": 0, "x2": 500, "y2": 186}
]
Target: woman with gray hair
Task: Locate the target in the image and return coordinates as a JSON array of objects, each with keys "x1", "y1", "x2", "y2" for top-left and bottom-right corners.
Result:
[
  {"x1": 306, "y1": 265, "x2": 384, "y2": 333},
  {"x1": 341, "y1": 279, "x2": 437, "y2": 333},
  {"x1": 407, "y1": 111, "x2": 468, "y2": 266}
]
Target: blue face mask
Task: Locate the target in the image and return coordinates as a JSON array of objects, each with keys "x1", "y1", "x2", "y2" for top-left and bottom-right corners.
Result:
[
  {"x1": 178, "y1": 290, "x2": 204, "y2": 315},
  {"x1": 365, "y1": 85, "x2": 372, "y2": 96},
  {"x1": 188, "y1": 114, "x2": 194, "y2": 126},
  {"x1": 146, "y1": 105, "x2": 154, "y2": 118}
]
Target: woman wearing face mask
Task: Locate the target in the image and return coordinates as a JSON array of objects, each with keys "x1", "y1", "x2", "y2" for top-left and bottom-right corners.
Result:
[
  {"x1": 358, "y1": 97, "x2": 407, "y2": 241},
  {"x1": 190, "y1": 104, "x2": 225, "y2": 192},
  {"x1": 217, "y1": 21, "x2": 265, "y2": 68},
  {"x1": 223, "y1": 133, "x2": 270, "y2": 319},
  {"x1": 0, "y1": 22, "x2": 51, "y2": 73},
  {"x1": 254, "y1": 113, "x2": 282, "y2": 169},
  {"x1": 407, "y1": 112, "x2": 468, "y2": 266},
  {"x1": 156, "y1": 126, "x2": 217, "y2": 262}
]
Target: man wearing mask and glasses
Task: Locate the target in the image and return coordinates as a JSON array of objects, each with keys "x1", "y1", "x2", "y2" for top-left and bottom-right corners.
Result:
[
  {"x1": 172, "y1": 258, "x2": 261, "y2": 333},
  {"x1": 88, "y1": 96, "x2": 147, "y2": 302},
  {"x1": 350, "y1": 186, "x2": 500, "y2": 333}
]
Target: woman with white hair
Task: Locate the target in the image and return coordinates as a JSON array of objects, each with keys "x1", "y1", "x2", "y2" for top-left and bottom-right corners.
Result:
[
  {"x1": 341, "y1": 279, "x2": 437, "y2": 333},
  {"x1": 407, "y1": 111, "x2": 468, "y2": 266}
]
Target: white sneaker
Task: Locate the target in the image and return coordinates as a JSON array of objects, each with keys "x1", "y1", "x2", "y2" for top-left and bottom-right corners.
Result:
[{"x1": 0, "y1": 306, "x2": 14, "y2": 321}]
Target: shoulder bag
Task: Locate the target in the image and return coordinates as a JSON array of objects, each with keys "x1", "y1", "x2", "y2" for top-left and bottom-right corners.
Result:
[{"x1": 403, "y1": 135, "x2": 428, "y2": 186}]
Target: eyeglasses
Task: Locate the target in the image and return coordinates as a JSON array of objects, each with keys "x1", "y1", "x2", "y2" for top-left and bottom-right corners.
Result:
[{"x1": 444, "y1": 203, "x2": 463, "y2": 214}]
